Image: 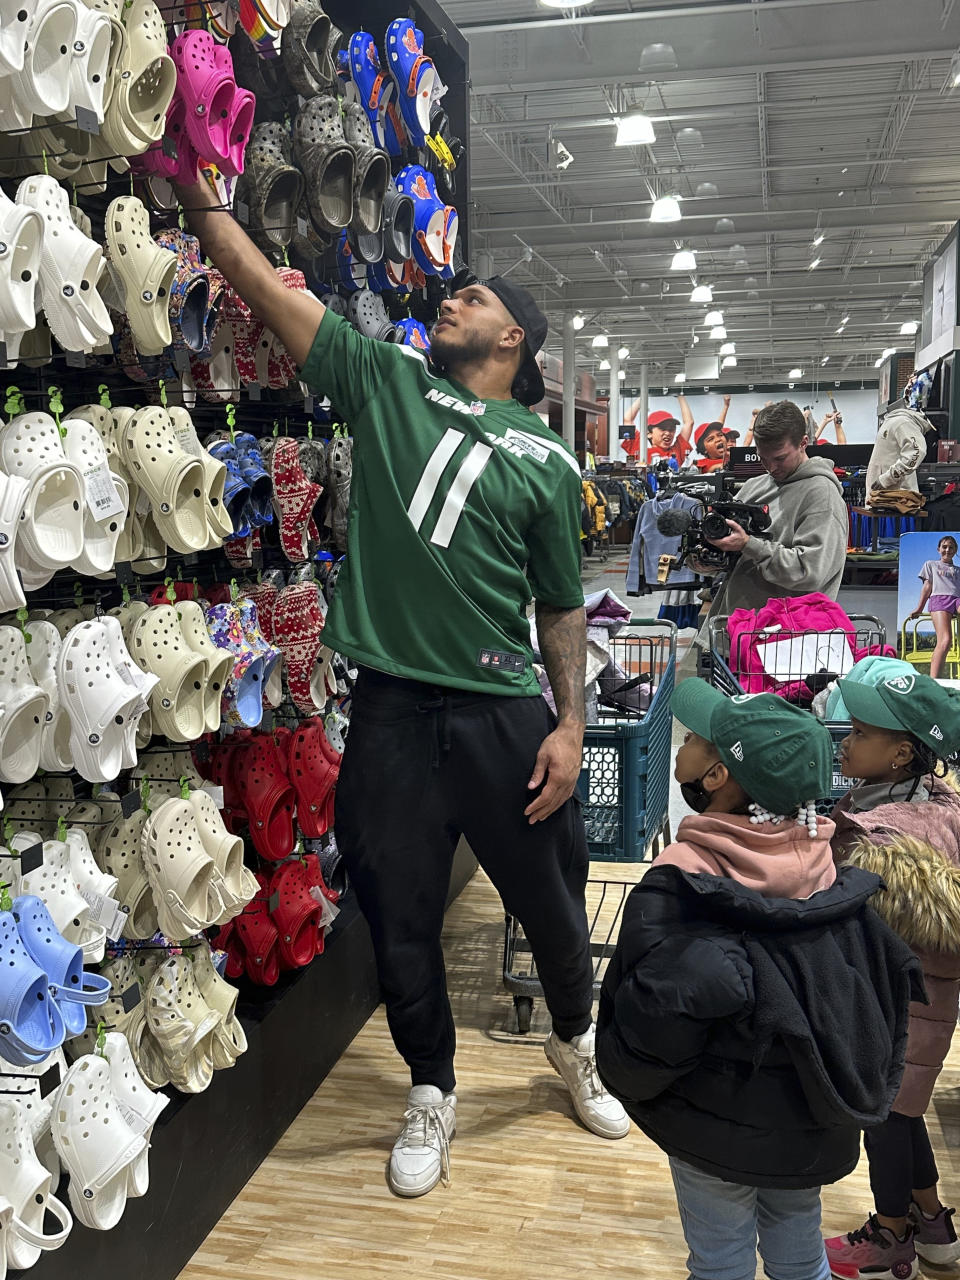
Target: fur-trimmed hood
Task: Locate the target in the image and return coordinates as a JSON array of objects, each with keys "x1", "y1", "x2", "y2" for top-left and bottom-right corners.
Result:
[
  {"x1": 834, "y1": 773, "x2": 960, "y2": 955},
  {"x1": 842, "y1": 836, "x2": 960, "y2": 956}
]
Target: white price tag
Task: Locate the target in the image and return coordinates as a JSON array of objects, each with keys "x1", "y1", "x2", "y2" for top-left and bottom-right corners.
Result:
[
  {"x1": 116, "y1": 1099, "x2": 149, "y2": 1135},
  {"x1": 78, "y1": 887, "x2": 128, "y2": 942},
  {"x1": 83, "y1": 460, "x2": 125, "y2": 522},
  {"x1": 174, "y1": 423, "x2": 202, "y2": 458},
  {"x1": 135, "y1": 487, "x2": 151, "y2": 517}
]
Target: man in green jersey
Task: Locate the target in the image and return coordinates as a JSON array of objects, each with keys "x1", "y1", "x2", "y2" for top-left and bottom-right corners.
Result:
[{"x1": 181, "y1": 179, "x2": 629, "y2": 1197}]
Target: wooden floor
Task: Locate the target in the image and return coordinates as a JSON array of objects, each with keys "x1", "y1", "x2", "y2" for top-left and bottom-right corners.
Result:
[{"x1": 180, "y1": 863, "x2": 960, "y2": 1280}]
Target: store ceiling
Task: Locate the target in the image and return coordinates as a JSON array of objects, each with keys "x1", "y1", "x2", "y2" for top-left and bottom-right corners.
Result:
[{"x1": 445, "y1": 0, "x2": 960, "y2": 387}]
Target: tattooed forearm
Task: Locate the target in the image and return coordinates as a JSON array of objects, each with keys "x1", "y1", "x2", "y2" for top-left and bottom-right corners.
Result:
[{"x1": 535, "y1": 603, "x2": 586, "y2": 728}]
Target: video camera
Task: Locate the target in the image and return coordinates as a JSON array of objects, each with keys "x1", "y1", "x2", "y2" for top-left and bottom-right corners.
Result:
[{"x1": 655, "y1": 501, "x2": 772, "y2": 579}]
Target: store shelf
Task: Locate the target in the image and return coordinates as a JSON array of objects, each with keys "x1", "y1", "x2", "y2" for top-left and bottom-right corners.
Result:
[{"x1": 34, "y1": 844, "x2": 477, "y2": 1280}]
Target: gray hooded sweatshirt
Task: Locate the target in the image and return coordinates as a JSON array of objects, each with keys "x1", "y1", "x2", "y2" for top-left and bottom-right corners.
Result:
[{"x1": 709, "y1": 456, "x2": 848, "y2": 619}]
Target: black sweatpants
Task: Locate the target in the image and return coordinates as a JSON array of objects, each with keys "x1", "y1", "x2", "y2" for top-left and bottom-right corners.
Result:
[
  {"x1": 864, "y1": 1111, "x2": 940, "y2": 1217},
  {"x1": 335, "y1": 667, "x2": 594, "y2": 1093}
]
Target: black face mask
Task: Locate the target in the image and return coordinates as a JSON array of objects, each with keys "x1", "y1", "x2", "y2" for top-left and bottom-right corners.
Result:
[{"x1": 680, "y1": 772, "x2": 713, "y2": 814}]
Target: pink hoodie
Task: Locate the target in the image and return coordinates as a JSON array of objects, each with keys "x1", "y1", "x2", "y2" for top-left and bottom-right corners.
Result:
[{"x1": 654, "y1": 812, "x2": 838, "y2": 899}]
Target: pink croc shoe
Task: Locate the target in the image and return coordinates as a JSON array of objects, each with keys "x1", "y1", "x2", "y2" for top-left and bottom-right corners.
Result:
[{"x1": 170, "y1": 30, "x2": 253, "y2": 177}]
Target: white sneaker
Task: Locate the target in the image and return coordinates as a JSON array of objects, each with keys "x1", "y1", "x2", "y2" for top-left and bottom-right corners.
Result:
[
  {"x1": 544, "y1": 1023, "x2": 630, "y2": 1139},
  {"x1": 388, "y1": 1085, "x2": 456, "y2": 1198}
]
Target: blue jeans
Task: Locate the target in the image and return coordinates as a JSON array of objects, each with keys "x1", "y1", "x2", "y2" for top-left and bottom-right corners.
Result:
[{"x1": 670, "y1": 1158, "x2": 831, "y2": 1280}]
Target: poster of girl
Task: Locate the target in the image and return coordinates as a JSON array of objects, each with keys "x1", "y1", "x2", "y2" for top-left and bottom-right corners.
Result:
[{"x1": 908, "y1": 535, "x2": 960, "y2": 677}]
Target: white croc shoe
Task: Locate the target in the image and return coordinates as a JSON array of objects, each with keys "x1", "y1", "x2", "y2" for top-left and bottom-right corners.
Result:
[
  {"x1": 14, "y1": 834, "x2": 106, "y2": 961},
  {"x1": 52, "y1": 1053, "x2": 146, "y2": 1231},
  {"x1": 130, "y1": 605, "x2": 207, "y2": 742},
  {"x1": 177, "y1": 600, "x2": 232, "y2": 735},
  {"x1": 145, "y1": 954, "x2": 221, "y2": 1075},
  {"x1": 57, "y1": 620, "x2": 142, "y2": 784},
  {"x1": 0, "y1": 471, "x2": 30, "y2": 614},
  {"x1": 61, "y1": 412, "x2": 127, "y2": 576},
  {"x1": 0, "y1": 1098, "x2": 71, "y2": 1271},
  {"x1": 23, "y1": 619, "x2": 74, "y2": 772},
  {"x1": 8, "y1": 0, "x2": 76, "y2": 119},
  {"x1": 92, "y1": 802, "x2": 158, "y2": 941},
  {"x1": 100, "y1": 0, "x2": 175, "y2": 156},
  {"x1": 103, "y1": 196, "x2": 177, "y2": 355},
  {"x1": 66, "y1": 826, "x2": 118, "y2": 901},
  {"x1": 66, "y1": 2, "x2": 112, "y2": 123},
  {"x1": 188, "y1": 786, "x2": 255, "y2": 922},
  {"x1": 0, "y1": 625, "x2": 48, "y2": 785},
  {"x1": 119, "y1": 405, "x2": 207, "y2": 552},
  {"x1": 141, "y1": 797, "x2": 220, "y2": 939},
  {"x1": 102, "y1": 1030, "x2": 168, "y2": 1197},
  {"x1": 15, "y1": 175, "x2": 113, "y2": 353},
  {"x1": 0, "y1": 186, "x2": 43, "y2": 335},
  {"x1": 167, "y1": 406, "x2": 233, "y2": 546},
  {"x1": 191, "y1": 940, "x2": 247, "y2": 1069},
  {"x1": 0, "y1": 410, "x2": 85, "y2": 572},
  {"x1": 0, "y1": 0, "x2": 35, "y2": 74},
  {"x1": 100, "y1": 613, "x2": 154, "y2": 768}
]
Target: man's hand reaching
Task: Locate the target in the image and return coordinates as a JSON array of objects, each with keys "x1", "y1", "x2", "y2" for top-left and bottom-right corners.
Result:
[{"x1": 525, "y1": 723, "x2": 583, "y2": 824}]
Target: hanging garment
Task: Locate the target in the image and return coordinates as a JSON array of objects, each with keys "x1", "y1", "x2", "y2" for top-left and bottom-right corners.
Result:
[{"x1": 625, "y1": 491, "x2": 702, "y2": 594}]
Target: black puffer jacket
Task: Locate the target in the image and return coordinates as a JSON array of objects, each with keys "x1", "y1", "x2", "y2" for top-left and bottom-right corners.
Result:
[{"x1": 596, "y1": 865, "x2": 924, "y2": 1189}]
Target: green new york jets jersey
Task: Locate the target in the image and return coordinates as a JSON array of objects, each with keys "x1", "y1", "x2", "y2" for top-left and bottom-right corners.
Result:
[{"x1": 300, "y1": 310, "x2": 584, "y2": 696}]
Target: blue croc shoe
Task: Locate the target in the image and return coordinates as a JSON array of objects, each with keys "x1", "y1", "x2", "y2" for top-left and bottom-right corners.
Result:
[
  {"x1": 385, "y1": 18, "x2": 437, "y2": 149},
  {"x1": 0, "y1": 909, "x2": 65, "y2": 1066},
  {"x1": 396, "y1": 317, "x2": 431, "y2": 353},
  {"x1": 396, "y1": 164, "x2": 458, "y2": 276},
  {"x1": 233, "y1": 432, "x2": 274, "y2": 528},
  {"x1": 14, "y1": 895, "x2": 111, "y2": 1039},
  {"x1": 334, "y1": 229, "x2": 367, "y2": 292},
  {"x1": 206, "y1": 438, "x2": 253, "y2": 537}
]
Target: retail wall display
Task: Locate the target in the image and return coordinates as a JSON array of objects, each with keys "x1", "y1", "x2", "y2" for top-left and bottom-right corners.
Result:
[
  {"x1": 0, "y1": 0, "x2": 470, "y2": 1270},
  {"x1": 898, "y1": 530, "x2": 960, "y2": 637},
  {"x1": 643, "y1": 389, "x2": 882, "y2": 444}
]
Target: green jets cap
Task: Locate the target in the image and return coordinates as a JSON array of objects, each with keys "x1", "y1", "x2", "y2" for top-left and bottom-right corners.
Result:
[
  {"x1": 837, "y1": 671, "x2": 960, "y2": 758},
  {"x1": 671, "y1": 679, "x2": 835, "y2": 814}
]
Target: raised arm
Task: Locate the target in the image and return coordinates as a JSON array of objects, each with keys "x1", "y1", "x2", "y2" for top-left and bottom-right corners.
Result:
[
  {"x1": 676, "y1": 393, "x2": 694, "y2": 441},
  {"x1": 623, "y1": 396, "x2": 644, "y2": 426},
  {"x1": 176, "y1": 178, "x2": 325, "y2": 368},
  {"x1": 717, "y1": 394, "x2": 731, "y2": 426}
]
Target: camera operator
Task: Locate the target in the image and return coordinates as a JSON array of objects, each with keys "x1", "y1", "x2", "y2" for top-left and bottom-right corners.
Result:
[{"x1": 702, "y1": 400, "x2": 848, "y2": 617}]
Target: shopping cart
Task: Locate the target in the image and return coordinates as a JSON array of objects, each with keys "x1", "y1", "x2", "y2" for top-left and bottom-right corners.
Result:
[
  {"x1": 502, "y1": 619, "x2": 676, "y2": 1033},
  {"x1": 704, "y1": 613, "x2": 887, "y2": 807}
]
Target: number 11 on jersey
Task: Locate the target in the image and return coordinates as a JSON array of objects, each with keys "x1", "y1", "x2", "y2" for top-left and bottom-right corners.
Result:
[{"x1": 407, "y1": 428, "x2": 494, "y2": 549}]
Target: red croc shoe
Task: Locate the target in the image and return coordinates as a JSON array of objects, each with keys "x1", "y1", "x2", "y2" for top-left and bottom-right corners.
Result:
[
  {"x1": 211, "y1": 919, "x2": 246, "y2": 980},
  {"x1": 241, "y1": 733, "x2": 297, "y2": 861},
  {"x1": 234, "y1": 873, "x2": 280, "y2": 985},
  {"x1": 288, "y1": 717, "x2": 342, "y2": 838},
  {"x1": 267, "y1": 858, "x2": 322, "y2": 970}
]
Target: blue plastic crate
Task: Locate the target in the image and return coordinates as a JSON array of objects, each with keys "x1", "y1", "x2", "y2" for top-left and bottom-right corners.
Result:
[{"x1": 580, "y1": 648, "x2": 675, "y2": 862}]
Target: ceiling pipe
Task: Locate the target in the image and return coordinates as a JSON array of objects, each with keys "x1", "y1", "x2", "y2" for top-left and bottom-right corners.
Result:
[{"x1": 461, "y1": 0, "x2": 870, "y2": 36}]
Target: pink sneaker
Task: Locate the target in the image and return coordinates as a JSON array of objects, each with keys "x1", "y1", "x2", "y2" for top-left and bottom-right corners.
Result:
[
  {"x1": 909, "y1": 1201, "x2": 960, "y2": 1264},
  {"x1": 824, "y1": 1215, "x2": 918, "y2": 1279}
]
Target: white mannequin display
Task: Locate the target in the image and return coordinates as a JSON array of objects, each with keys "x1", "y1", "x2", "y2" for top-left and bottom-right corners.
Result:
[{"x1": 865, "y1": 407, "x2": 933, "y2": 494}]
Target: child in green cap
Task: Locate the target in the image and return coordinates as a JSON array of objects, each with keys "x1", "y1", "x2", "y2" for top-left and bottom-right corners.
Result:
[
  {"x1": 823, "y1": 668, "x2": 960, "y2": 1278},
  {"x1": 596, "y1": 680, "x2": 922, "y2": 1280}
]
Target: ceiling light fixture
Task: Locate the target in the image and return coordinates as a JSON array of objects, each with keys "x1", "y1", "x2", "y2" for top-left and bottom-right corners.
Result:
[
  {"x1": 695, "y1": 182, "x2": 719, "y2": 198},
  {"x1": 808, "y1": 258, "x2": 821, "y2": 270},
  {"x1": 899, "y1": 320, "x2": 918, "y2": 335},
  {"x1": 615, "y1": 113, "x2": 656, "y2": 146},
  {"x1": 618, "y1": 346, "x2": 630, "y2": 360},
  {"x1": 591, "y1": 334, "x2": 608, "y2": 348},
  {"x1": 836, "y1": 325, "x2": 846, "y2": 335},
  {"x1": 639, "y1": 41, "x2": 677, "y2": 71},
  {"x1": 572, "y1": 312, "x2": 585, "y2": 330},
  {"x1": 674, "y1": 372, "x2": 686, "y2": 384},
  {"x1": 788, "y1": 367, "x2": 803, "y2": 379},
  {"x1": 704, "y1": 310, "x2": 724, "y2": 326},
  {"x1": 690, "y1": 283, "x2": 713, "y2": 303},
  {"x1": 841, "y1": 315, "x2": 850, "y2": 324},
  {"x1": 710, "y1": 326, "x2": 727, "y2": 340},
  {"x1": 618, "y1": 369, "x2": 627, "y2": 380},
  {"x1": 599, "y1": 358, "x2": 611, "y2": 370},
  {"x1": 540, "y1": 0, "x2": 596, "y2": 7},
  {"x1": 812, "y1": 233, "x2": 825, "y2": 247},
  {"x1": 650, "y1": 193, "x2": 682, "y2": 222},
  {"x1": 714, "y1": 218, "x2": 735, "y2": 234},
  {"x1": 676, "y1": 127, "x2": 704, "y2": 148},
  {"x1": 670, "y1": 248, "x2": 697, "y2": 270},
  {"x1": 822, "y1": 356, "x2": 830, "y2": 365},
  {"x1": 744, "y1": 276, "x2": 759, "y2": 288},
  {"x1": 951, "y1": 47, "x2": 960, "y2": 86},
  {"x1": 719, "y1": 342, "x2": 736, "y2": 355},
  {"x1": 721, "y1": 356, "x2": 737, "y2": 369}
]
